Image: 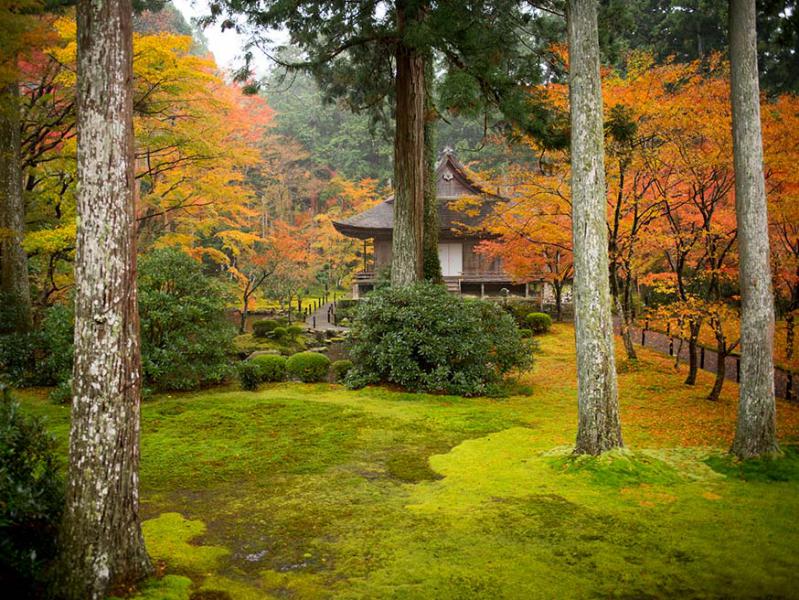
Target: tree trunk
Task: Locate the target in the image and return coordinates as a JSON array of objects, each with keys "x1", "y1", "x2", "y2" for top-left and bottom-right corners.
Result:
[
  {"x1": 554, "y1": 282, "x2": 563, "y2": 322},
  {"x1": 0, "y1": 81, "x2": 32, "y2": 331},
  {"x1": 58, "y1": 1, "x2": 152, "y2": 597},
  {"x1": 568, "y1": 0, "x2": 623, "y2": 455},
  {"x1": 240, "y1": 294, "x2": 249, "y2": 334},
  {"x1": 612, "y1": 270, "x2": 637, "y2": 361},
  {"x1": 391, "y1": 6, "x2": 425, "y2": 287},
  {"x1": 422, "y1": 58, "x2": 442, "y2": 283},
  {"x1": 708, "y1": 349, "x2": 726, "y2": 401},
  {"x1": 685, "y1": 320, "x2": 701, "y2": 385},
  {"x1": 786, "y1": 313, "x2": 794, "y2": 361},
  {"x1": 729, "y1": 0, "x2": 778, "y2": 458}
]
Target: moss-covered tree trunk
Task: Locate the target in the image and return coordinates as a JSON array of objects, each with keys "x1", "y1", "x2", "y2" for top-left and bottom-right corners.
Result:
[
  {"x1": 729, "y1": 0, "x2": 778, "y2": 458},
  {"x1": 391, "y1": 3, "x2": 425, "y2": 287},
  {"x1": 422, "y1": 58, "x2": 442, "y2": 283},
  {"x1": 567, "y1": 0, "x2": 623, "y2": 455},
  {"x1": 0, "y1": 81, "x2": 32, "y2": 331},
  {"x1": 57, "y1": 1, "x2": 152, "y2": 597}
]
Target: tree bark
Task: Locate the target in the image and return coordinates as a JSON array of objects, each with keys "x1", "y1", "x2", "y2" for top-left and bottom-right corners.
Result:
[
  {"x1": 708, "y1": 347, "x2": 726, "y2": 402},
  {"x1": 391, "y1": 5, "x2": 425, "y2": 287},
  {"x1": 685, "y1": 319, "x2": 701, "y2": 385},
  {"x1": 0, "y1": 81, "x2": 33, "y2": 331},
  {"x1": 57, "y1": 1, "x2": 152, "y2": 597},
  {"x1": 728, "y1": 0, "x2": 778, "y2": 458},
  {"x1": 568, "y1": 0, "x2": 623, "y2": 455},
  {"x1": 422, "y1": 58, "x2": 442, "y2": 283}
]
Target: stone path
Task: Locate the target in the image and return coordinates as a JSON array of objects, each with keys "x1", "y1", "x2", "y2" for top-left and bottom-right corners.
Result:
[{"x1": 306, "y1": 302, "x2": 347, "y2": 332}]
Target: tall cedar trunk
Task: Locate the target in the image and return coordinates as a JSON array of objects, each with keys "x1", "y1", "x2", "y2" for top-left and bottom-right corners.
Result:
[
  {"x1": 391, "y1": 7, "x2": 425, "y2": 287},
  {"x1": 57, "y1": 1, "x2": 152, "y2": 597},
  {"x1": 0, "y1": 82, "x2": 32, "y2": 331},
  {"x1": 422, "y1": 59, "x2": 442, "y2": 283},
  {"x1": 685, "y1": 320, "x2": 701, "y2": 385},
  {"x1": 568, "y1": 0, "x2": 623, "y2": 455},
  {"x1": 729, "y1": 0, "x2": 778, "y2": 458}
]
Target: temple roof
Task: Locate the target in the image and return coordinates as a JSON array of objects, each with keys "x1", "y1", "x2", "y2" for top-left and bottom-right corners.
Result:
[{"x1": 333, "y1": 149, "x2": 505, "y2": 240}]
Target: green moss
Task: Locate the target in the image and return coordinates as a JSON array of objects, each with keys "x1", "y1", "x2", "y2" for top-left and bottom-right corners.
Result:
[
  {"x1": 550, "y1": 448, "x2": 684, "y2": 488},
  {"x1": 12, "y1": 325, "x2": 799, "y2": 599},
  {"x1": 127, "y1": 575, "x2": 192, "y2": 600},
  {"x1": 705, "y1": 445, "x2": 799, "y2": 482},
  {"x1": 142, "y1": 513, "x2": 229, "y2": 574}
]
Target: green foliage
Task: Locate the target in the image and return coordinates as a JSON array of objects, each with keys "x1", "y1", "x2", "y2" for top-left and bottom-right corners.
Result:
[
  {"x1": 526, "y1": 312, "x2": 553, "y2": 335},
  {"x1": 236, "y1": 362, "x2": 262, "y2": 391},
  {"x1": 139, "y1": 248, "x2": 235, "y2": 391},
  {"x1": 286, "y1": 325, "x2": 304, "y2": 337},
  {"x1": 286, "y1": 352, "x2": 331, "y2": 383},
  {"x1": 518, "y1": 328, "x2": 532, "y2": 338},
  {"x1": 252, "y1": 319, "x2": 279, "y2": 338},
  {"x1": 0, "y1": 303, "x2": 74, "y2": 388},
  {"x1": 48, "y1": 379, "x2": 72, "y2": 405},
  {"x1": 345, "y1": 283, "x2": 533, "y2": 396},
  {"x1": 334, "y1": 299, "x2": 360, "y2": 323},
  {"x1": 331, "y1": 359, "x2": 353, "y2": 382},
  {"x1": 250, "y1": 354, "x2": 287, "y2": 383},
  {"x1": 503, "y1": 299, "x2": 541, "y2": 326},
  {"x1": 272, "y1": 326, "x2": 288, "y2": 341},
  {"x1": 0, "y1": 387, "x2": 63, "y2": 593}
]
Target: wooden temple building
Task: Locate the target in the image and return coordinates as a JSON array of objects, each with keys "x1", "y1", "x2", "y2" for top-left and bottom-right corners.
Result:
[{"x1": 333, "y1": 150, "x2": 546, "y2": 300}]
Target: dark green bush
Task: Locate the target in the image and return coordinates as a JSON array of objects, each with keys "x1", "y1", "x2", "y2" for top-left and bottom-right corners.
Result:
[
  {"x1": 48, "y1": 379, "x2": 72, "y2": 405},
  {"x1": 518, "y1": 328, "x2": 533, "y2": 338},
  {"x1": 252, "y1": 319, "x2": 279, "y2": 338},
  {"x1": 331, "y1": 359, "x2": 353, "y2": 382},
  {"x1": 0, "y1": 386, "x2": 63, "y2": 594},
  {"x1": 251, "y1": 354, "x2": 287, "y2": 382},
  {"x1": 272, "y1": 326, "x2": 288, "y2": 341},
  {"x1": 286, "y1": 325, "x2": 304, "y2": 337},
  {"x1": 334, "y1": 299, "x2": 360, "y2": 323},
  {"x1": 139, "y1": 248, "x2": 235, "y2": 390},
  {"x1": 286, "y1": 352, "x2": 331, "y2": 383},
  {"x1": 0, "y1": 304, "x2": 73, "y2": 388},
  {"x1": 237, "y1": 362, "x2": 262, "y2": 391},
  {"x1": 526, "y1": 312, "x2": 553, "y2": 334},
  {"x1": 345, "y1": 283, "x2": 533, "y2": 396},
  {"x1": 503, "y1": 299, "x2": 541, "y2": 326}
]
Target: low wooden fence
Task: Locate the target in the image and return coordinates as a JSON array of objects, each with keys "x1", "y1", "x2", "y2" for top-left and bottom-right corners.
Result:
[{"x1": 621, "y1": 320, "x2": 796, "y2": 402}]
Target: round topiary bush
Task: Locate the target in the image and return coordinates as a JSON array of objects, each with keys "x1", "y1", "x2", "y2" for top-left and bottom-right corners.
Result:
[
  {"x1": 286, "y1": 325, "x2": 304, "y2": 337},
  {"x1": 237, "y1": 361, "x2": 262, "y2": 391},
  {"x1": 272, "y1": 326, "x2": 288, "y2": 341},
  {"x1": 252, "y1": 319, "x2": 278, "y2": 338},
  {"x1": 251, "y1": 354, "x2": 287, "y2": 382},
  {"x1": 331, "y1": 359, "x2": 353, "y2": 382},
  {"x1": 518, "y1": 328, "x2": 533, "y2": 338},
  {"x1": 346, "y1": 283, "x2": 533, "y2": 396},
  {"x1": 286, "y1": 352, "x2": 331, "y2": 383},
  {"x1": 525, "y1": 312, "x2": 553, "y2": 335}
]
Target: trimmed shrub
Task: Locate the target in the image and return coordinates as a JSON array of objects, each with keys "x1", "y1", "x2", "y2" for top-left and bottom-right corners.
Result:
[
  {"x1": 346, "y1": 283, "x2": 533, "y2": 396},
  {"x1": 251, "y1": 354, "x2": 287, "y2": 382},
  {"x1": 286, "y1": 352, "x2": 331, "y2": 383},
  {"x1": 503, "y1": 299, "x2": 541, "y2": 326},
  {"x1": 518, "y1": 328, "x2": 533, "y2": 338},
  {"x1": 48, "y1": 379, "x2": 72, "y2": 405},
  {"x1": 272, "y1": 326, "x2": 288, "y2": 341},
  {"x1": 286, "y1": 325, "x2": 304, "y2": 337},
  {"x1": 526, "y1": 312, "x2": 553, "y2": 335},
  {"x1": 252, "y1": 319, "x2": 279, "y2": 338},
  {"x1": 0, "y1": 387, "x2": 63, "y2": 594},
  {"x1": 237, "y1": 362, "x2": 262, "y2": 391},
  {"x1": 331, "y1": 359, "x2": 353, "y2": 382}
]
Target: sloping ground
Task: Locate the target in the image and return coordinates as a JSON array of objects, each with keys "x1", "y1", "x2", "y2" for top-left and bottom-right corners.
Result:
[{"x1": 17, "y1": 324, "x2": 799, "y2": 599}]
